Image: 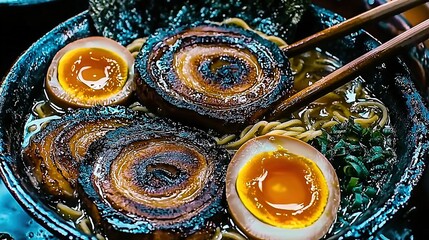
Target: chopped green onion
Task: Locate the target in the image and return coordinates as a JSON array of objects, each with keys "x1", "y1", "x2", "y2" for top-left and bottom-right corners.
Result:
[
  {"x1": 347, "y1": 161, "x2": 369, "y2": 178},
  {"x1": 334, "y1": 139, "x2": 347, "y2": 149},
  {"x1": 367, "y1": 153, "x2": 385, "y2": 164},
  {"x1": 352, "y1": 185, "x2": 363, "y2": 194},
  {"x1": 343, "y1": 165, "x2": 356, "y2": 176},
  {"x1": 370, "y1": 146, "x2": 384, "y2": 154},
  {"x1": 352, "y1": 193, "x2": 363, "y2": 209},
  {"x1": 348, "y1": 144, "x2": 362, "y2": 154},
  {"x1": 382, "y1": 126, "x2": 393, "y2": 136},
  {"x1": 313, "y1": 119, "x2": 396, "y2": 226},
  {"x1": 334, "y1": 147, "x2": 347, "y2": 157},
  {"x1": 365, "y1": 186, "x2": 377, "y2": 198},
  {"x1": 347, "y1": 177, "x2": 360, "y2": 192},
  {"x1": 370, "y1": 131, "x2": 384, "y2": 145}
]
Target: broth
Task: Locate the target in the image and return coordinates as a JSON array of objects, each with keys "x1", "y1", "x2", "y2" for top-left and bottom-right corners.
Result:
[{"x1": 21, "y1": 18, "x2": 397, "y2": 240}]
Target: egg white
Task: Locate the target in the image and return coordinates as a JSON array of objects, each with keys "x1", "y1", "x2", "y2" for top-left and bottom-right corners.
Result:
[{"x1": 226, "y1": 134, "x2": 341, "y2": 240}]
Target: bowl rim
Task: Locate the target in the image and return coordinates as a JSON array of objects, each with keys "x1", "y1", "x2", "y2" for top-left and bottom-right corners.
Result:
[
  {"x1": 0, "y1": 10, "x2": 94, "y2": 240},
  {"x1": 0, "y1": 0, "x2": 58, "y2": 7},
  {"x1": 1, "y1": 5, "x2": 429, "y2": 240}
]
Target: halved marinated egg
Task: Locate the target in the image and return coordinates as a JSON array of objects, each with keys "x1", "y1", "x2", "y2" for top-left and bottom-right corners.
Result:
[
  {"x1": 46, "y1": 36, "x2": 135, "y2": 108},
  {"x1": 226, "y1": 135, "x2": 340, "y2": 240}
]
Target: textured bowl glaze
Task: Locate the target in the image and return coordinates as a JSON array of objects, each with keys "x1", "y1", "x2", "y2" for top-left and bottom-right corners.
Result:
[{"x1": 0, "y1": 3, "x2": 429, "y2": 240}]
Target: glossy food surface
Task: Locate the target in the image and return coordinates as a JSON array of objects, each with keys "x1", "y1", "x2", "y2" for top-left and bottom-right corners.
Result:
[
  {"x1": 46, "y1": 36, "x2": 135, "y2": 108},
  {"x1": 0, "y1": 2, "x2": 429, "y2": 240},
  {"x1": 58, "y1": 47, "x2": 128, "y2": 97},
  {"x1": 22, "y1": 107, "x2": 137, "y2": 198},
  {"x1": 78, "y1": 119, "x2": 229, "y2": 238},
  {"x1": 135, "y1": 23, "x2": 293, "y2": 132},
  {"x1": 236, "y1": 149, "x2": 328, "y2": 229},
  {"x1": 226, "y1": 135, "x2": 340, "y2": 240}
]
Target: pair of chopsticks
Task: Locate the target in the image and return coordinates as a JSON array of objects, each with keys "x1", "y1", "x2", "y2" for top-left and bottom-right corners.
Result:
[{"x1": 270, "y1": 0, "x2": 429, "y2": 120}]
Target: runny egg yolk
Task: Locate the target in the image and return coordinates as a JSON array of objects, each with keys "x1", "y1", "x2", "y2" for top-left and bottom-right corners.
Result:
[
  {"x1": 236, "y1": 148, "x2": 329, "y2": 229},
  {"x1": 57, "y1": 47, "x2": 128, "y2": 101}
]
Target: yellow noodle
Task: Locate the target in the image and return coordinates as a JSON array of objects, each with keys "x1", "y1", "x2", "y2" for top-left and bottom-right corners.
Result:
[
  {"x1": 34, "y1": 103, "x2": 46, "y2": 118},
  {"x1": 221, "y1": 231, "x2": 247, "y2": 240},
  {"x1": 221, "y1": 18, "x2": 288, "y2": 47},
  {"x1": 126, "y1": 37, "x2": 147, "y2": 53},
  {"x1": 96, "y1": 234, "x2": 106, "y2": 240},
  {"x1": 221, "y1": 18, "x2": 251, "y2": 29},
  {"x1": 128, "y1": 102, "x2": 139, "y2": 108},
  {"x1": 239, "y1": 125, "x2": 254, "y2": 138},
  {"x1": 310, "y1": 63, "x2": 337, "y2": 73},
  {"x1": 302, "y1": 109, "x2": 312, "y2": 126},
  {"x1": 301, "y1": 130, "x2": 323, "y2": 142},
  {"x1": 296, "y1": 130, "x2": 322, "y2": 141},
  {"x1": 215, "y1": 134, "x2": 237, "y2": 145},
  {"x1": 260, "y1": 121, "x2": 282, "y2": 135},
  {"x1": 321, "y1": 120, "x2": 339, "y2": 129},
  {"x1": 211, "y1": 227, "x2": 222, "y2": 240},
  {"x1": 354, "y1": 101, "x2": 388, "y2": 127},
  {"x1": 226, "y1": 121, "x2": 270, "y2": 148},
  {"x1": 354, "y1": 78, "x2": 365, "y2": 98},
  {"x1": 77, "y1": 218, "x2": 92, "y2": 235},
  {"x1": 332, "y1": 102, "x2": 351, "y2": 117},
  {"x1": 57, "y1": 203, "x2": 83, "y2": 221},
  {"x1": 264, "y1": 35, "x2": 288, "y2": 47},
  {"x1": 311, "y1": 120, "x2": 325, "y2": 130},
  {"x1": 211, "y1": 18, "x2": 391, "y2": 150},
  {"x1": 281, "y1": 131, "x2": 303, "y2": 137},
  {"x1": 130, "y1": 102, "x2": 153, "y2": 113},
  {"x1": 354, "y1": 109, "x2": 377, "y2": 126},
  {"x1": 131, "y1": 105, "x2": 150, "y2": 112},
  {"x1": 289, "y1": 57, "x2": 304, "y2": 74},
  {"x1": 293, "y1": 71, "x2": 310, "y2": 90},
  {"x1": 315, "y1": 58, "x2": 341, "y2": 67},
  {"x1": 309, "y1": 130, "x2": 324, "y2": 141},
  {"x1": 286, "y1": 126, "x2": 306, "y2": 132},
  {"x1": 333, "y1": 110, "x2": 348, "y2": 122},
  {"x1": 33, "y1": 101, "x2": 57, "y2": 118},
  {"x1": 326, "y1": 92, "x2": 343, "y2": 100},
  {"x1": 267, "y1": 130, "x2": 303, "y2": 136},
  {"x1": 129, "y1": 102, "x2": 157, "y2": 118},
  {"x1": 354, "y1": 114, "x2": 379, "y2": 127},
  {"x1": 273, "y1": 119, "x2": 304, "y2": 130},
  {"x1": 27, "y1": 124, "x2": 38, "y2": 132},
  {"x1": 266, "y1": 129, "x2": 291, "y2": 135},
  {"x1": 131, "y1": 52, "x2": 139, "y2": 58},
  {"x1": 313, "y1": 92, "x2": 343, "y2": 104},
  {"x1": 223, "y1": 120, "x2": 307, "y2": 149}
]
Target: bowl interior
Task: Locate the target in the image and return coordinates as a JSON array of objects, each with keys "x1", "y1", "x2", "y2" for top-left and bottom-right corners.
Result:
[{"x1": 0, "y1": 3, "x2": 429, "y2": 239}]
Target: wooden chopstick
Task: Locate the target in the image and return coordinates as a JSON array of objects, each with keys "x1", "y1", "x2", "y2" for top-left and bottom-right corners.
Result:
[
  {"x1": 283, "y1": 0, "x2": 429, "y2": 56},
  {"x1": 269, "y1": 18, "x2": 429, "y2": 120}
]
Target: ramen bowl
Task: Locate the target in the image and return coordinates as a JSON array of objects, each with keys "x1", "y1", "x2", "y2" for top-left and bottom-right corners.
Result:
[{"x1": 0, "y1": 1, "x2": 429, "y2": 239}]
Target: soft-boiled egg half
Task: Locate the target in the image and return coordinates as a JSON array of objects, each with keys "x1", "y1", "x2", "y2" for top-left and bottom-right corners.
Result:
[
  {"x1": 46, "y1": 36, "x2": 135, "y2": 108},
  {"x1": 226, "y1": 135, "x2": 340, "y2": 240}
]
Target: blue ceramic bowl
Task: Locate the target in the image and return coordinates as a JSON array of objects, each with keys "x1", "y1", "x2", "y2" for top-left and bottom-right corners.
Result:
[{"x1": 0, "y1": 3, "x2": 429, "y2": 240}]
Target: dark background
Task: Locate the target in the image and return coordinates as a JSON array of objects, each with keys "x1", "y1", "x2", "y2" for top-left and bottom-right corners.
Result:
[
  {"x1": 0, "y1": 0, "x2": 88, "y2": 77},
  {"x1": 0, "y1": 0, "x2": 428, "y2": 239}
]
